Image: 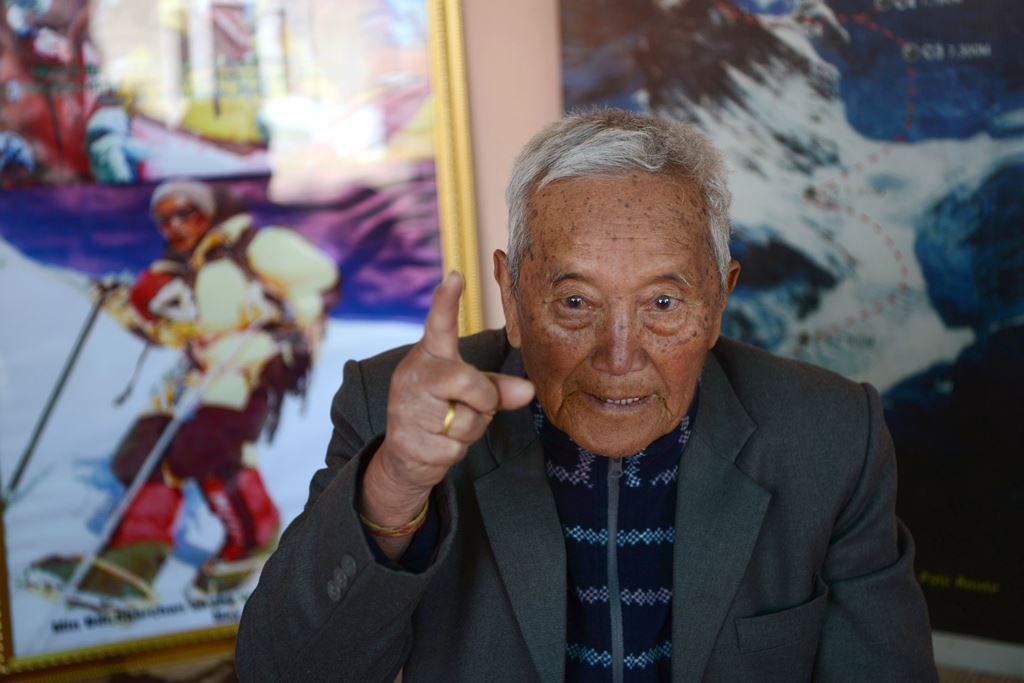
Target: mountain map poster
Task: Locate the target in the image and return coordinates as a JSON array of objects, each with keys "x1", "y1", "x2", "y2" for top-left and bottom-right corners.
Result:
[
  {"x1": 561, "y1": 0, "x2": 1024, "y2": 655},
  {"x1": 0, "y1": 0, "x2": 475, "y2": 676}
]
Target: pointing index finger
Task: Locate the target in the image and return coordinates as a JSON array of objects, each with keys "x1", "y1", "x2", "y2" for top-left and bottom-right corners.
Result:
[{"x1": 420, "y1": 271, "x2": 463, "y2": 360}]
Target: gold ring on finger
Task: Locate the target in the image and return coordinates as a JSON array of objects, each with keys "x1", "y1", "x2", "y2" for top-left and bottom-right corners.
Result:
[{"x1": 441, "y1": 400, "x2": 457, "y2": 436}]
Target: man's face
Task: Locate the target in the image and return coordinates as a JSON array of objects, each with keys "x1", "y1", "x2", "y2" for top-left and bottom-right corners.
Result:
[
  {"x1": 153, "y1": 194, "x2": 210, "y2": 252},
  {"x1": 496, "y1": 171, "x2": 739, "y2": 457}
]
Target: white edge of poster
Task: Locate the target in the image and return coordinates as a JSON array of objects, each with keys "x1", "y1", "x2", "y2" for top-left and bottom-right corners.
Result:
[{"x1": 933, "y1": 631, "x2": 1024, "y2": 677}]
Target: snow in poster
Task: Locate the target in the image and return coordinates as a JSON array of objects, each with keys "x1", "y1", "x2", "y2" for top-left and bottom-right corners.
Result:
[
  {"x1": 561, "y1": 0, "x2": 1024, "y2": 648},
  {"x1": 0, "y1": 0, "x2": 476, "y2": 674}
]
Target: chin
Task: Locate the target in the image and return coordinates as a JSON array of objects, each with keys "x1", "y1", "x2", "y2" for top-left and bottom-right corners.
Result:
[
  {"x1": 550, "y1": 397, "x2": 669, "y2": 457},
  {"x1": 597, "y1": 443, "x2": 646, "y2": 458},
  {"x1": 564, "y1": 422, "x2": 660, "y2": 458}
]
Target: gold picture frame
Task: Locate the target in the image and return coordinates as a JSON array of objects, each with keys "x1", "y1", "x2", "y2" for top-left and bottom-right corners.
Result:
[
  {"x1": 0, "y1": 0, "x2": 479, "y2": 678},
  {"x1": 432, "y1": 0, "x2": 484, "y2": 336}
]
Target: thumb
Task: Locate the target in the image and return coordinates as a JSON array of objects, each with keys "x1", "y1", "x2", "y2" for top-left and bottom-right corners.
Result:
[{"x1": 486, "y1": 372, "x2": 535, "y2": 412}]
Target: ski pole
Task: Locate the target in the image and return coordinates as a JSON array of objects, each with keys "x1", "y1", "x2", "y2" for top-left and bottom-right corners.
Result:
[
  {"x1": 112, "y1": 343, "x2": 151, "y2": 406},
  {"x1": 4, "y1": 291, "x2": 107, "y2": 501}
]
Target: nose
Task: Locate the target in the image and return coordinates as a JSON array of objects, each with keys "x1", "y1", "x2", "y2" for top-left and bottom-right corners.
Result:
[
  {"x1": 590, "y1": 306, "x2": 645, "y2": 375},
  {"x1": 160, "y1": 214, "x2": 183, "y2": 234}
]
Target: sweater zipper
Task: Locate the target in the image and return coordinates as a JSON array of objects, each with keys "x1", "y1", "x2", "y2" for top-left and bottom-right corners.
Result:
[{"x1": 607, "y1": 457, "x2": 624, "y2": 683}]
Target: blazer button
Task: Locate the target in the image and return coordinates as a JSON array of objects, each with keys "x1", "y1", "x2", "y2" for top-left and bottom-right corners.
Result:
[
  {"x1": 333, "y1": 567, "x2": 349, "y2": 591},
  {"x1": 327, "y1": 580, "x2": 342, "y2": 602},
  {"x1": 341, "y1": 554, "x2": 357, "y2": 579}
]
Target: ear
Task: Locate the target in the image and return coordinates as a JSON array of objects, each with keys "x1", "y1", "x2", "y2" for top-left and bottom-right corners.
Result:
[
  {"x1": 707, "y1": 259, "x2": 741, "y2": 350},
  {"x1": 724, "y1": 259, "x2": 741, "y2": 299},
  {"x1": 493, "y1": 250, "x2": 522, "y2": 348}
]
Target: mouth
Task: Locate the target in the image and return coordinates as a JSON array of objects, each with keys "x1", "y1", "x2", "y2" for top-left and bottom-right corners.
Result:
[
  {"x1": 585, "y1": 393, "x2": 652, "y2": 410},
  {"x1": 600, "y1": 396, "x2": 643, "y2": 405}
]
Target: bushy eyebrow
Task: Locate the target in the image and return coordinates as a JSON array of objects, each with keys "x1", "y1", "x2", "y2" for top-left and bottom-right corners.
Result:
[
  {"x1": 550, "y1": 271, "x2": 695, "y2": 288},
  {"x1": 550, "y1": 271, "x2": 583, "y2": 286},
  {"x1": 658, "y1": 272, "x2": 694, "y2": 288}
]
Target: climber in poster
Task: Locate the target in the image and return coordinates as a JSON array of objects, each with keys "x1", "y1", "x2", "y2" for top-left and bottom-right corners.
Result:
[{"x1": 23, "y1": 178, "x2": 340, "y2": 610}]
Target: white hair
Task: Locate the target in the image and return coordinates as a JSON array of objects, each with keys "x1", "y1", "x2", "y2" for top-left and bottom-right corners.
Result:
[
  {"x1": 150, "y1": 178, "x2": 216, "y2": 218},
  {"x1": 505, "y1": 109, "x2": 732, "y2": 292}
]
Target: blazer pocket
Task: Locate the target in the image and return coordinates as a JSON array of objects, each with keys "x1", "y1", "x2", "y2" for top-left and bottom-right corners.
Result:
[{"x1": 734, "y1": 580, "x2": 829, "y2": 654}]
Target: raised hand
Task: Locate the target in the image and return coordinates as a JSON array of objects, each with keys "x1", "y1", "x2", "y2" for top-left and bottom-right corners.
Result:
[
  {"x1": 359, "y1": 272, "x2": 534, "y2": 556},
  {"x1": 91, "y1": 270, "x2": 133, "y2": 299}
]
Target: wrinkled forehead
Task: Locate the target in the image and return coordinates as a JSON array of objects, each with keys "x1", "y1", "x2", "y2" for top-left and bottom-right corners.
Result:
[
  {"x1": 524, "y1": 172, "x2": 718, "y2": 281},
  {"x1": 527, "y1": 172, "x2": 711, "y2": 244},
  {"x1": 532, "y1": 168, "x2": 706, "y2": 212}
]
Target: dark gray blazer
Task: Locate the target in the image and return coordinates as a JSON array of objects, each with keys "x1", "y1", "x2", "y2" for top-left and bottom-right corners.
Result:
[{"x1": 236, "y1": 330, "x2": 937, "y2": 682}]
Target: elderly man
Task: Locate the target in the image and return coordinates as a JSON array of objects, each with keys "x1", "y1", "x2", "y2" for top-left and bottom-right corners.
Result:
[{"x1": 236, "y1": 110, "x2": 936, "y2": 681}]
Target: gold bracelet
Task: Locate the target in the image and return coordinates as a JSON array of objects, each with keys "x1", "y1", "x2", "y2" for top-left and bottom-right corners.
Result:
[{"x1": 359, "y1": 500, "x2": 430, "y2": 538}]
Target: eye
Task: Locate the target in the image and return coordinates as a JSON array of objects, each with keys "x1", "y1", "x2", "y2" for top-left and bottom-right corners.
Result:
[
  {"x1": 653, "y1": 294, "x2": 676, "y2": 311},
  {"x1": 565, "y1": 295, "x2": 584, "y2": 309}
]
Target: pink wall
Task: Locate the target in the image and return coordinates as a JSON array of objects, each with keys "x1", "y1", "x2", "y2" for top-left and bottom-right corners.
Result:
[{"x1": 462, "y1": 0, "x2": 563, "y2": 329}]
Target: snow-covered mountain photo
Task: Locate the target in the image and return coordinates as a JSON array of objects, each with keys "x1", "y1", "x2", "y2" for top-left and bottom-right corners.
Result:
[{"x1": 562, "y1": 0, "x2": 1024, "y2": 648}]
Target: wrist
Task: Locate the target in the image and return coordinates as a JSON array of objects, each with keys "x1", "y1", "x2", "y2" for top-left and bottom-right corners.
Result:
[
  {"x1": 359, "y1": 499, "x2": 429, "y2": 538},
  {"x1": 360, "y1": 447, "x2": 432, "y2": 528}
]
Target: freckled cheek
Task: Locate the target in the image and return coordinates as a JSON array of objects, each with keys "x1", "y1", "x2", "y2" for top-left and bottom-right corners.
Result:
[
  {"x1": 650, "y1": 347, "x2": 705, "y2": 413},
  {"x1": 649, "y1": 335, "x2": 680, "y2": 355},
  {"x1": 523, "y1": 322, "x2": 593, "y2": 391},
  {"x1": 526, "y1": 308, "x2": 594, "y2": 342},
  {"x1": 643, "y1": 316, "x2": 704, "y2": 344},
  {"x1": 642, "y1": 325, "x2": 709, "y2": 367},
  {"x1": 529, "y1": 328, "x2": 592, "y2": 370}
]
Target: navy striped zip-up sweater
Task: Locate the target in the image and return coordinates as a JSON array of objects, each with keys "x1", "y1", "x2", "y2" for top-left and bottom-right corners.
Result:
[{"x1": 535, "y1": 394, "x2": 697, "y2": 683}]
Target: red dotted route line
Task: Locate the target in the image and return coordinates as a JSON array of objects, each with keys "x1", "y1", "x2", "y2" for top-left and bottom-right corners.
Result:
[{"x1": 713, "y1": 1, "x2": 919, "y2": 356}]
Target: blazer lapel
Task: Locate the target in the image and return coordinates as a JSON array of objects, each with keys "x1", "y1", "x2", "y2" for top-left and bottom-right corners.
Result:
[
  {"x1": 473, "y1": 351, "x2": 567, "y2": 683},
  {"x1": 672, "y1": 351, "x2": 771, "y2": 682}
]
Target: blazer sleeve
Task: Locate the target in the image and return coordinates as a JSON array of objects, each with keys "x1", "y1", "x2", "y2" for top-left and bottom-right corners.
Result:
[
  {"x1": 814, "y1": 383, "x2": 938, "y2": 681},
  {"x1": 235, "y1": 358, "x2": 458, "y2": 682}
]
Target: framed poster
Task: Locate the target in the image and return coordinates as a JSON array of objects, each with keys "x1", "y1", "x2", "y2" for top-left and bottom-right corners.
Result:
[
  {"x1": 561, "y1": 0, "x2": 1024, "y2": 664},
  {"x1": 0, "y1": 0, "x2": 479, "y2": 678}
]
